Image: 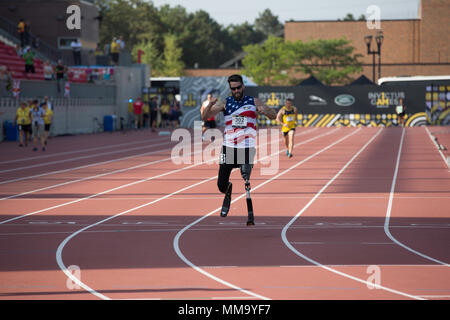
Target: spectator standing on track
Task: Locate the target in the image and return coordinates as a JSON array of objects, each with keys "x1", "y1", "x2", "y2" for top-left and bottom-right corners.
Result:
[
  {"x1": 133, "y1": 96, "x2": 144, "y2": 129},
  {"x1": 169, "y1": 97, "x2": 181, "y2": 129},
  {"x1": 396, "y1": 98, "x2": 407, "y2": 127},
  {"x1": 200, "y1": 93, "x2": 216, "y2": 140},
  {"x1": 40, "y1": 96, "x2": 53, "y2": 136},
  {"x1": 276, "y1": 98, "x2": 297, "y2": 158},
  {"x1": 143, "y1": 99, "x2": 149, "y2": 129},
  {"x1": 201, "y1": 74, "x2": 277, "y2": 225},
  {"x1": 40, "y1": 96, "x2": 53, "y2": 110},
  {"x1": 160, "y1": 98, "x2": 170, "y2": 128},
  {"x1": 149, "y1": 96, "x2": 158, "y2": 132},
  {"x1": 27, "y1": 99, "x2": 36, "y2": 140},
  {"x1": 14, "y1": 101, "x2": 31, "y2": 147},
  {"x1": 30, "y1": 101, "x2": 46, "y2": 151},
  {"x1": 42, "y1": 102, "x2": 53, "y2": 147}
]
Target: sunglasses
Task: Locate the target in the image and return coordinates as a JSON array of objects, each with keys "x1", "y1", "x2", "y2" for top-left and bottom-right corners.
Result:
[{"x1": 230, "y1": 84, "x2": 242, "y2": 91}]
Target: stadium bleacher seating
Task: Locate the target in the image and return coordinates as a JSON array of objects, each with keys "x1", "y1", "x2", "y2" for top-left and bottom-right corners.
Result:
[{"x1": 0, "y1": 40, "x2": 45, "y2": 81}]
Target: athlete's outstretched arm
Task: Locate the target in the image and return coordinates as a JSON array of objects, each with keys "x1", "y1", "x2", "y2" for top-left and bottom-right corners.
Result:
[
  {"x1": 276, "y1": 108, "x2": 285, "y2": 126},
  {"x1": 201, "y1": 97, "x2": 225, "y2": 121},
  {"x1": 255, "y1": 98, "x2": 277, "y2": 120}
]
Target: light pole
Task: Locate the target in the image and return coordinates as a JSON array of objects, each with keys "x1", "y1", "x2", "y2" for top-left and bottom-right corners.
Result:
[{"x1": 364, "y1": 31, "x2": 384, "y2": 83}]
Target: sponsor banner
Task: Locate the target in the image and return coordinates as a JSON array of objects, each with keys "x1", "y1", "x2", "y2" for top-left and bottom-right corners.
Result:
[
  {"x1": 68, "y1": 67, "x2": 87, "y2": 83},
  {"x1": 246, "y1": 85, "x2": 426, "y2": 114},
  {"x1": 67, "y1": 66, "x2": 115, "y2": 83}
]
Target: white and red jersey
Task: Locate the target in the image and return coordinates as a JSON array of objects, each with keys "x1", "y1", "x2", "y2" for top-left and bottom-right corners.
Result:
[{"x1": 223, "y1": 95, "x2": 257, "y2": 148}]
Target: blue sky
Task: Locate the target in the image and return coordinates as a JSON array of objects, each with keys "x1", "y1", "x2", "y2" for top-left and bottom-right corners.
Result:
[{"x1": 150, "y1": 0, "x2": 420, "y2": 26}]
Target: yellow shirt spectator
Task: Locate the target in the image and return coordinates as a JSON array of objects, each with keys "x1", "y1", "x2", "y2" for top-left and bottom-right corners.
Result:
[
  {"x1": 160, "y1": 103, "x2": 169, "y2": 115},
  {"x1": 110, "y1": 41, "x2": 120, "y2": 54},
  {"x1": 17, "y1": 21, "x2": 25, "y2": 34},
  {"x1": 16, "y1": 105, "x2": 31, "y2": 125},
  {"x1": 44, "y1": 108, "x2": 53, "y2": 124}
]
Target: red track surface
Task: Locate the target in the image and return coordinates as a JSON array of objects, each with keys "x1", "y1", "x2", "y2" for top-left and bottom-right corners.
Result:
[{"x1": 0, "y1": 127, "x2": 449, "y2": 300}]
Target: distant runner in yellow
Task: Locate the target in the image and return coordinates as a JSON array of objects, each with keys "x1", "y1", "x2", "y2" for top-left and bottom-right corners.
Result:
[{"x1": 276, "y1": 98, "x2": 297, "y2": 158}]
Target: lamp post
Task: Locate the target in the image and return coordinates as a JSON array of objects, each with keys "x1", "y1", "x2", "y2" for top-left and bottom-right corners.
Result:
[{"x1": 364, "y1": 31, "x2": 384, "y2": 83}]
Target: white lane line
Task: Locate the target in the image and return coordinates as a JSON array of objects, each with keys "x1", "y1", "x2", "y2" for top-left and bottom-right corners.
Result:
[
  {"x1": 56, "y1": 169, "x2": 219, "y2": 300},
  {"x1": 0, "y1": 140, "x2": 174, "y2": 185},
  {"x1": 0, "y1": 146, "x2": 191, "y2": 201},
  {"x1": 0, "y1": 135, "x2": 170, "y2": 166},
  {"x1": 56, "y1": 128, "x2": 341, "y2": 300},
  {"x1": 0, "y1": 128, "x2": 317, "y2": 193},
  {"x1": 211, "y1": 296, "x2": 259, "y2": 300},
  {"x1": 3, "y1": 223, "x2": 449, "y2": 237},
  {"x1": 424, "y1": 126, "x2": 449, "y2": 169},
  {"x1": 281, "y1": 128, "x2": 430, "y2": 300},
  {"x1": 0, "y1": 128, "x2": 317, "y2": 210},
  {"x1": 0, "y1": 145, "x2": 207, "y2": 224},
  {"x1": 8, "y1": 195, "x2": 450, "y2": 201},
  {"x1": 174, "y1": 128, "x2": 361, "y2": 301},
  {"x1": 291, "y1": 241, "x2": 394, "y2": 245},
  {"x1": 0, "y1": 139, "x2": 176, "y2": 174},
  {"x1": 384, "y1": 128, "x2": 450, "y2": 267}
]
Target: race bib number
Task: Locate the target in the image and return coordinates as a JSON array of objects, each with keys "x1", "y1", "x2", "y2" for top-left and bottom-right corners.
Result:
[
  {"x1": 232, "y1": 115, "x2": 247, "y2": 128},
  {"x1": 396, "y1": 106, "x2": 403, "y2": 114},
  {"x1": 286, "y1": 116, "x2": 294, "y2": 122},
  {"x1": 219, "y1": 152, "x2": 226, "y2": 164}
]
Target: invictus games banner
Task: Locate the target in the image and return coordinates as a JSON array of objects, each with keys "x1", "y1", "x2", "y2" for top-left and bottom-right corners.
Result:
[
  {"x1": 245, "y1": 84, "x2": 427, "y2": 127},
  {"x1": 179, "y1": 77, "x2": 432, "y2": 128},
  {"x1": 246, "y1": 85, "x2": 425, "y2": 114}
]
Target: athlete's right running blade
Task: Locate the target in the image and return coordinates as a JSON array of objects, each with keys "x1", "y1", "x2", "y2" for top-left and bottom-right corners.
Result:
[{"x1": 246, "y1": 197, "x2": 254, "y2": 226}]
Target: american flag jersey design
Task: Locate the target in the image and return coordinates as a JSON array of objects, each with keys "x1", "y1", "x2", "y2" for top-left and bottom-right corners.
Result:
[{"x1": 223, "y1": 95, "x2": 257, "y2": 148}]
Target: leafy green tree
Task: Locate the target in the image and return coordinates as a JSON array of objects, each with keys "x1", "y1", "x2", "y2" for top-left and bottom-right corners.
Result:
[
  {"x1": 292, "y1": 38, "x2": 363, "y2": 85},
  {"x1": 180, "y1": 10, "x2": 230, "y2": 68},
  {"x1": 96, "y1": 0, "x2": 163, "y2": 51},
  {"x1": 160, "y1": 34, "x2": 185, "y2": 76},
  {"x1": 242, "y1": 37, "x2": 362, "y2": 85},
  {"x1": 242, "y1": 36, "x2": 292, "y2": 85},
  {"x1": 96, "y1": 1, "x2": 285, "y2": 69},
  {"x1": 131, "y1": 40, "x2": 162, "y2": 75}
]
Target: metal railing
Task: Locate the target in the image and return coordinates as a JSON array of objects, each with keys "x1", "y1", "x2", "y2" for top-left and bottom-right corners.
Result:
[{"x1": 0, "y1": 96, "x2": 115, "y2": 107}]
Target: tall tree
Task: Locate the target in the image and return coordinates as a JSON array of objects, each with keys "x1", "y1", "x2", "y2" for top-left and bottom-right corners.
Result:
[
  {"x1": 160, "y1": 34, "x2": 185, "y2": 76},
  {"x1": 226, "y1": 22, "x2": 266, "y2": 54},
  {"x1": 131, "y1": 40, "x2": 162, "y2": 75},
  {"x1": 254, "y1": 9, "x2": 284, "y2": 37}
]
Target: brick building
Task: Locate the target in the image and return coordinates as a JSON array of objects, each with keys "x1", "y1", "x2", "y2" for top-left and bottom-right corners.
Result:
[
  {"x1": 188, "y1": 0, "x2": 449, "y2": 82},
  {"x1": 284, "y1": 0, "x2": 449, "y2": 82}
]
